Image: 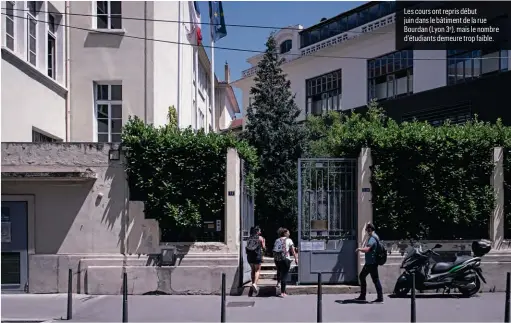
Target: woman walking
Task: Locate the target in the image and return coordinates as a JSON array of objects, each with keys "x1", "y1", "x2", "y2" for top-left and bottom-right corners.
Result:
[
  {"x1": 273, "y1": 227, "x2": 298, "y2": 297},
  {"x1": 246, "y1": 226, "x2": 265, "y2": 296}
]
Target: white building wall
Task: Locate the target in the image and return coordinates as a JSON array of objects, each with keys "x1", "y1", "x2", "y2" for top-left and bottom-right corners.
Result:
[{"x1": 1, "y1": 1, "x2": 67, "y2": 141}]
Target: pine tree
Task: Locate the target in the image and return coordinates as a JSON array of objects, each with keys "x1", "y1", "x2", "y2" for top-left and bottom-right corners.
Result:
[{"x1": 243, "y1": 34, "x2": 308, "y2": 240}]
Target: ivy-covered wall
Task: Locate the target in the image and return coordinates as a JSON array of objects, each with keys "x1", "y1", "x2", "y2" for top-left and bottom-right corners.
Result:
[
  {"x1": 308, "y1": 106, "x2": 511, "y2": 241},
  {"x1": 121, "y1": 116, "x2": 258, "y2": 242}
]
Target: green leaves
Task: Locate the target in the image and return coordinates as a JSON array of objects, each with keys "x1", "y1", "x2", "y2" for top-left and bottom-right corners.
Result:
[
  {"x1": 308, "y1": 106, "x2": 509, "y2": 240},
  {"x1": 122, "y1": 116, "x2": 258, "y2": 242}
]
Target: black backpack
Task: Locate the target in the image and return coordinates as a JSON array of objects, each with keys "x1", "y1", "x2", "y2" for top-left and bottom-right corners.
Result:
[{"x1": 374, "y1": 236, "x2": 387, "y2": 266}]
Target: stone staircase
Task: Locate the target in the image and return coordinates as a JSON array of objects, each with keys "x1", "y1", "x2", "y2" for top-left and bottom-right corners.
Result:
[{"x1": 241, "y1": 257, "x2": 360, "y2": 296}]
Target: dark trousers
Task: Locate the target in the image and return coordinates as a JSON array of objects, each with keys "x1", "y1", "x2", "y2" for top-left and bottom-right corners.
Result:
[
  {"x1": 275, "y1": 259, "x2": 291, "y2": 293},
  {"x1": 359, "y1": 264, "x2": 383, "y2": 299}
]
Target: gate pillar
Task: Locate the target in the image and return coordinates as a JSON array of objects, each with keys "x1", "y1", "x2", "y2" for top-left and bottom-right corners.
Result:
[
  {"x1": 357, "y1": 148, "x2": 373, "y2": 271},
  {"x1": 225, "y1": 148, "x2": 241, "y2": 253}
]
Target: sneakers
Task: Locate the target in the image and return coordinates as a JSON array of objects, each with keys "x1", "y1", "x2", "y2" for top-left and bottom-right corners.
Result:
[
  {"x1": 371, "y1": 298, "x2": 384, "y2": 303},
  {"x1": 354, "y1": 296, "x2": 366, "y2": 301},
  {"x1": 251, "y1": 284, "x2": 259, "y2": 297},
  {"x1": 275, "y1": 283, "x2": 281, "y2": 296}
]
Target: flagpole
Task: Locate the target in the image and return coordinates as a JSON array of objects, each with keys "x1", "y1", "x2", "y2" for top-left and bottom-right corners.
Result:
[{"x1": 210, "y1": 38, "x2": 215, "y2": 133}]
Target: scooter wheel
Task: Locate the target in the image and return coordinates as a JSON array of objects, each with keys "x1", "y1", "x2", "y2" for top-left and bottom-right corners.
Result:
[
  {"x1": 459, "y1": 276, "x2": 481, "y2": 298},
  {"x1": 393, "y1": 285, "x2": 411, "y2": 297}
]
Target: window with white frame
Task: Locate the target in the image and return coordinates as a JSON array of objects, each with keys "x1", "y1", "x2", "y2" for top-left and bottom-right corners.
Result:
[
  {"x1": 96, "y1": 1, "x2": 122, "y2": 29},
  {"x1": 95, "y1": 83, "x2": 123, "y2": 142},
  {"x1": 47, "y1": 14, "x2": 57, "y2": 79},
  {"x1": 5, "y1": 1, "x2": 15, "y2": 50},
  {"x1": 27, "y1": 1, "x2": 38, "y2": 66}
]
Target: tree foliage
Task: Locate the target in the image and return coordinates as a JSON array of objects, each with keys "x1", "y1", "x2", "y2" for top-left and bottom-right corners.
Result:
[
  {"x1": 122, "y1": 116, "x2": 258, "y2": 242},
  {"x1": 243, "y1": 34, "x2": 308, "y2": 240},
  {"x1": 308, "y1": 103, "x2": 511, "y2": 240}
]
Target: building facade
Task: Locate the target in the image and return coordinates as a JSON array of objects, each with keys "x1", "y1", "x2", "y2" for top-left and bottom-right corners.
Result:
[
  {"x1": 2, "y1": 1, "x2": 236, "y2": 143},
  {"x1": 232, "y1": 1, "x2": 511, "y2": 126},
  {"x1": 1, "y1": 0, "x2": 238, "y2": 294}
]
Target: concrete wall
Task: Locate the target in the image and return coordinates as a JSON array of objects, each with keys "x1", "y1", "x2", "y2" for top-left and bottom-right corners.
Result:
[
  {"x1": 1, "y1": 143, "x2": 243, "y2": 295},
  {"x1": 1, "y1": 1, "x2": 67, "y2": 141}
]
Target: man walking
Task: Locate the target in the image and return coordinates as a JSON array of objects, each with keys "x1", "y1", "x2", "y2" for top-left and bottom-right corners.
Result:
[{"x1": 355, "y1": 223, "x2": 384, "y2": 303}]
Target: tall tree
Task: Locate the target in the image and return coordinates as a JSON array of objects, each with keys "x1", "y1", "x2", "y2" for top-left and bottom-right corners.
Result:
[{"x1": 243, "y1": 34, "x2": 308, "y2": 241}]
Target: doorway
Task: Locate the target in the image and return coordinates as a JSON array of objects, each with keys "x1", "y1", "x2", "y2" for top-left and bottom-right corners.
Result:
[{"x1": 1, "y1": 201, "x2": 28, "y2": 292}]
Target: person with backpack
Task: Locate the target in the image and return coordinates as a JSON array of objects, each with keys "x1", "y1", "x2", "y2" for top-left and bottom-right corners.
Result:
[
  {"x1": 354, "y1": 223, "x2": 384, "y2": 303},
  {"x1": 273, "y1": 227, "x2": 298, "y2": 297},
  {"x1": 246, "y1": 226, "x2": 265, "y2": 296}
]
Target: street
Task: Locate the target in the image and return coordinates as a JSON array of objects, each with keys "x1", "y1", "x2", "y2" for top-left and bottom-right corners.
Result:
[{"x1": 1, "y1": 293, "x2": 507, "y2": 322}]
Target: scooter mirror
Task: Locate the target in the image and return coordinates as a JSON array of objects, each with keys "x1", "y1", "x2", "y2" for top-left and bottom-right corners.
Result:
[{"x1": 434, "y1": 244, "x2": 442, "y2": 249}]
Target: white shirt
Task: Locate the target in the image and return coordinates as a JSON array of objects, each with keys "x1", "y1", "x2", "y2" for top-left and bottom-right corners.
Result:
[{"x1": 273, "y1": 237, "x2": 294, "y2": 260}]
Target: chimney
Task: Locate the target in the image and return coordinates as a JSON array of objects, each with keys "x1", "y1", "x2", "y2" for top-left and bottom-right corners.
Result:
[{"x1": 224, "y1": 61, "x2": 230, "y2": 84}]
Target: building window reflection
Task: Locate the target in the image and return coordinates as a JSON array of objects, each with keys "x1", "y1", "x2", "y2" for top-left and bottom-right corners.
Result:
[
  {"x1": 367, "y1": 49, "x2": 414, "y2": 102},
  {"x1": 305, "y1": 69, "x2": 342, "y2": 116},
  {"x1": 447, "y1": 49, "x2": 508, "y2": 85}
]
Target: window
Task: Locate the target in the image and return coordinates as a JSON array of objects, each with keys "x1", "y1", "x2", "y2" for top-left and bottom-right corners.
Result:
[
  {"x1": 32, "y1": 130, "x2": 59, "y2": 142},
  {"x1": 27, "y1": 2, "x2": 38, "y2": 66},
  {"x1": 95, "y1": 83, "x2": 122, "y2": 142},
  {"x1": 280, "y1": 39, "x2": 292, "y2": 54},
  {"x1": 198, "y1": 110, "x2": 205, "y2": 130},
  {"x1": 96, "y1": 1, "x2": 122, "y2": 29},
  {"x1": 368, "y1": 49, "x2": 414, "y2": 101},
  {"x1": 5, "y1": 2, "x2": 15, "y2": 50},
  {"x1": 47, "y1": 14, "x2": 57, "y2": 79},
  {"x1": 305, "y1": 69, "x2": 342, "y2": 116},
  {"x1": 447, "y1": 49, "x2": 508, "y2": 85},
  {"x1": 300, "y1": 1, "x2": 397, "y2": 48}
]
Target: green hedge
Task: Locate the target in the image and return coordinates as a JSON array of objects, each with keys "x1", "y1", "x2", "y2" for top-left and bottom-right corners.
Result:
[
  {"x1": 121, "y1": 115, "x2": 258, "y2": 242},
  {"x1": 308, "y1": 106, "x2": 511, "y2": 240}
]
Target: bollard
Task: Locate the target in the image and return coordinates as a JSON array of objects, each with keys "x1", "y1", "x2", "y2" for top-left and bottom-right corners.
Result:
[
  {"x1": 506, "y1": 272, "x2": 510, "y2": 323},
  {"x1": 221, "y1": 273, "x2": 226, "y2": 323},
  {"x1": 317, "y1": 273, "x2": 323, "y2": 323},
  {"x1": 411, "y1": 273, "x2": 416, "y2": 323},
  {"x1": 122, "y1": 272, "x2": 128, "y2": 323},
  {"x1": 67, "y1": 269, "x2": 72, "y2": 320}
]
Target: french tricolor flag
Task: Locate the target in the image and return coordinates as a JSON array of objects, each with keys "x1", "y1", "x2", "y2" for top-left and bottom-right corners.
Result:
[{"x1": 190, "y1": 1, "x2": 202, "y2": 46}]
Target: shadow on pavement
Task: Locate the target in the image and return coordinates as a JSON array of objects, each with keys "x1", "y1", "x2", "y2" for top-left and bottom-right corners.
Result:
[
  {"x1": 335, "y1": 299, "x2": 369, "y2": 304},
  {"x1": 388, "y1": 293, "x2": 468, "y2": 299}
]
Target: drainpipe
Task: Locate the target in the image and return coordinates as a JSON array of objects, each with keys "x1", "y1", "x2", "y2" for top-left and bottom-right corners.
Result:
[
  {"x1": 177, "y1": 1, "x2": 181, "y2": 127},
  {"x1": 65, "y1": 1, "x2": 71, "y2": 141},
  {"x1": 144, "y1": 1, "x2": 148, "y2": 123}
]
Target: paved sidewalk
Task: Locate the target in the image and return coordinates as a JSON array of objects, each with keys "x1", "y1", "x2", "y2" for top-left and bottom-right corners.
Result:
[
  {"x1": 1, "y1": 294, "x2": 106, "y2": 322},
  {"x1": 1, "y1": 293, "x2": 507, "y2": 322}
]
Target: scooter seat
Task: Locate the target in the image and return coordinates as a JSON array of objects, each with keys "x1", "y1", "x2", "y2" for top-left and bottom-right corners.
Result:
[{"x1": 430, "y1": 255, "x2": 474, "y2": 274}]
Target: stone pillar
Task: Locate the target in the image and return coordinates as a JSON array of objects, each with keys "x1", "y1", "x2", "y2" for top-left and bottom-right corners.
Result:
[
  {"x1": 224, "y1": 148, "x2": 241, "y2": 253},
  {"x1": 357, "y1": 148, "x2": 373, "y2": 271},
  {"x1": 490, "y1": 147, "x2": 504, "y2": 249}
]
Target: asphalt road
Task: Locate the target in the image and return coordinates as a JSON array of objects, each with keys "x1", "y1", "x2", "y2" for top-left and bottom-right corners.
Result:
[{"x1": 2, "y1": 293, "x2": 507, "y2": 322}]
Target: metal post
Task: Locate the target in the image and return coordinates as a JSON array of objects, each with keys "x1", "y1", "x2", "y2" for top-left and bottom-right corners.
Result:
[
  {"x1": 122, "y1": 272, "x2": 128, "y2": 323},
  {"x1": 411, "y1": 273, "x2": 416, "y2": 323},
  {"x1": 67, "y1": 269, "x2": 72, "y2": 320},
  {"x1": 317, "y1": 273, "x2": 323, "y2": 323},
  {"x1": 505, "y1": 272, "x2": 510, "y2": 323},
  {"x1": 221, "y1": 273, "x2": 226, "y2": 323}
]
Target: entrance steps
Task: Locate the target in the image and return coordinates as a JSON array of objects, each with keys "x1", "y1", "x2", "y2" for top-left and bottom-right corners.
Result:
[{"x1": 241, "y1": 257, "x2": 360, "y2": 296}]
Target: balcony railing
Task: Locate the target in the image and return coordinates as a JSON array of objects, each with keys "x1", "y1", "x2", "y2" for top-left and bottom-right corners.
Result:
[{"x1": 240, "y1": 13, "x2": 395, "y2": 80}]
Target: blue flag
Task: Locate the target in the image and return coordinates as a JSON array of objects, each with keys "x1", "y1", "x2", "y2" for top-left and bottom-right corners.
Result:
[{"x1": 209, "y1": 1, "x2": 227, "y2": 42}]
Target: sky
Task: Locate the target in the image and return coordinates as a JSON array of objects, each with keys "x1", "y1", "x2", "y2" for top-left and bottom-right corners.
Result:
[{"x1": 197, "y1": 1, "x2": 366, "y2": 116}]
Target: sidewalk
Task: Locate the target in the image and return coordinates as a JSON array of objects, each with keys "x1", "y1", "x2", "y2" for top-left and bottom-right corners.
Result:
[
  {"x1": 1, "y1": 294, "x2": 106, "y2": 322},
  {"x1": 1, "y1": 292, "x2": 506, "y2": 322}
]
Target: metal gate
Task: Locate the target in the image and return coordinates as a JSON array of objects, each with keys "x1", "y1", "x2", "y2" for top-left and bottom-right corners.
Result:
[
  {"x1": 297, "y1": 158, "x2": 358, "y2": 284},
  {"x1": 239, "y1": 159, "x2": 255, "y2": 287}
]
